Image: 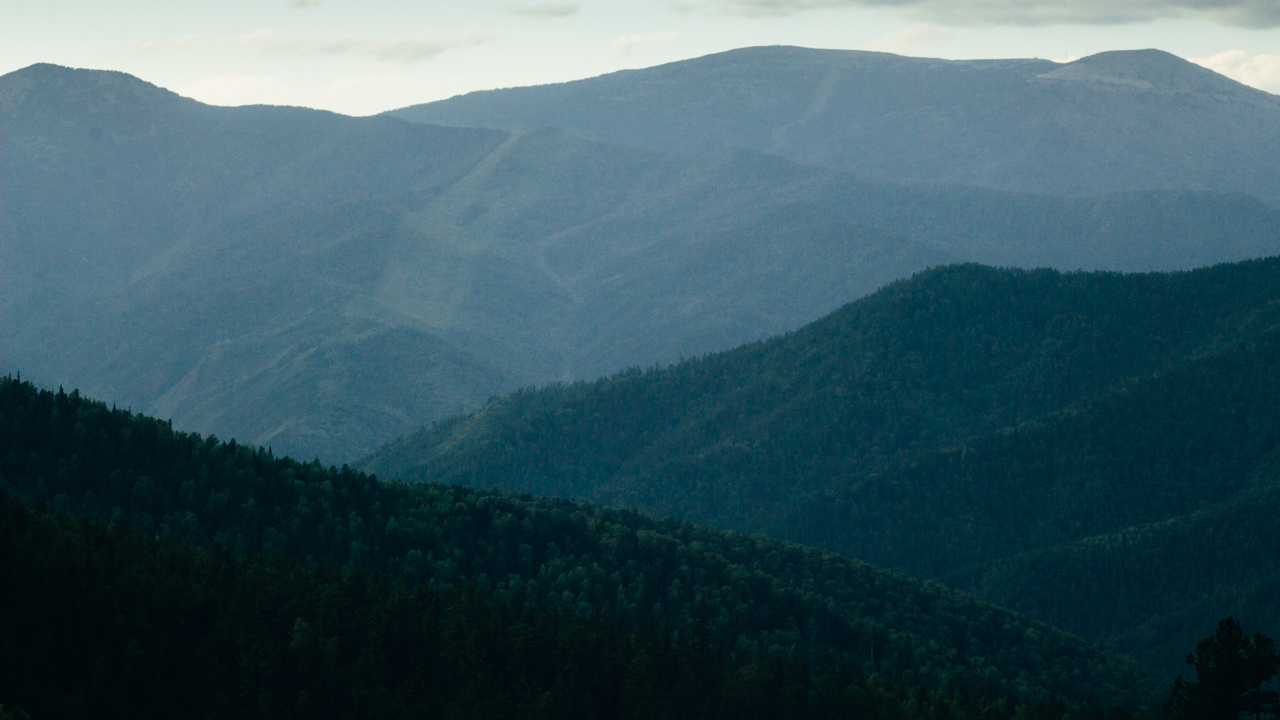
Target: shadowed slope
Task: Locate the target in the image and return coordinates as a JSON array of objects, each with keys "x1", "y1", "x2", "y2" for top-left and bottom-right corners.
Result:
[
  {"x1": 0, "y1": 377, "x2": 1166, "y2": 706},
  {"x1": 362, "y1": 259, "x2": 1280, "y2": 673}
]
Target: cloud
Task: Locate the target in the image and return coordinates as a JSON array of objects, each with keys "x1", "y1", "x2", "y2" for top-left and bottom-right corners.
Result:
[
  {"x1": 1192, "y1": 50, "x2": 1280, "y2": 94},
  {"x1": 289, "y1": 0, "x2": 321, "y2": 7},
  {"x1": 864, "y1": 24, "x2": 971, "y2": 54},
  {"x1": 178, "y1": 75, "x2": 277, "y2": 106},
  {"x1": 712, "y1": 0, "x2": 1280, "y2": 28},
  {"x1": 609, "y1": 30, "x2": 683, "y2": 54},
  {"x1": 127, "y1": 34, "x2": 212, "y2": 53},
  {"x1": 237, "y1": 30, "x2": 495, "y2": 63},
  {"x1": 502, "y1": 3, "x2": 580, "y2": 17}
]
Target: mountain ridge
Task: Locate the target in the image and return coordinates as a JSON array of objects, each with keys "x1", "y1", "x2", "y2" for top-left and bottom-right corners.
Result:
[
  {"x1": 0, "y1": 376, "x2": 1166, "y2": 706},
  {"x1": 6, "y1": 61, "x2": 1280, "y2": 463},
  {"x1": 360, "y1": 258, "x2": 1280, "y2": 674},
  {"x1": 391, "y1": 46, "x2": 1280, "y2": 204}
]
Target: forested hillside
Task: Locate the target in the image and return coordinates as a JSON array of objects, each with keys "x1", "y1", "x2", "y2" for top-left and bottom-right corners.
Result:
[
  {"x1": 5, "y1": 63, "x2": 1280, "y2": 463},
  {"x1": 362, "y1": 259, "x2": 1280, "y2": 674},
  {"x1": 7, "y1": 491, "x2": 1152, "y2": 720},
  {"x1": 392, "y1": 47, "x2": 1280, "y2": 204},
  {"x1": 0, "y1": 377, "x2": 1163, "y2": 705}
]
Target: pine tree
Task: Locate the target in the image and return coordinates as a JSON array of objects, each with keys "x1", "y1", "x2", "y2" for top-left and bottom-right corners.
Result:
[{"x1": 1166, "y1": 617, "x2": 1279, "y2": 720}]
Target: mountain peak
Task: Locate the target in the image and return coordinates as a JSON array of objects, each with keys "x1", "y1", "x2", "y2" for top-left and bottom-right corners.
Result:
[
  {"x1": 0, "y1": 63, "x2": 187, "y2": 116},
  {"x1": 1035, "y1": 49, "x2": 1277, "y2": 103}
]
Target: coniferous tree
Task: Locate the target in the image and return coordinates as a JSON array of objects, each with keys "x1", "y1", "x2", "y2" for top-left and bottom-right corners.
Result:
[{"x1": 1166, "y1": 617, "x2": 1279, "y2": 720}]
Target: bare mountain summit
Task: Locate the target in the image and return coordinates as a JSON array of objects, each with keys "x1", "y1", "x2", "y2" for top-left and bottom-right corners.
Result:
[{"x1": 392, "y1": 47, "x2": 1280, "y2": 204}]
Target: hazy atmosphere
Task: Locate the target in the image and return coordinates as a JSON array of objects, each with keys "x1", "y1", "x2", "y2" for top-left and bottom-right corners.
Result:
[
  {"x1": 4, "y1": 0, "x2": 1280, "y2": 717},
  {"x1": 3, "y1": 0, "x2": 1279, "y2": 114}
]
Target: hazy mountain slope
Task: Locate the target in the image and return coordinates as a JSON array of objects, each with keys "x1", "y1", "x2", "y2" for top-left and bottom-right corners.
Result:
[
  {"x1": 361, "y1": 258, "x2": 1280, "y2": 673},
  {"x1": 0, "y1": 64, "x2": 520, "y2": 460},
  {"x1": 0, "y1": 64, "x2": 931, "y2": 461},
  {"x1": 0, "y1": 377, "x2": 1165, "y2": 705},
  {"x1": 6, "y1": 63, "x2": 1280, "y2": 463},
  {"x1": 391, "y1": 46, "x2": 1280, "y2": 204}
]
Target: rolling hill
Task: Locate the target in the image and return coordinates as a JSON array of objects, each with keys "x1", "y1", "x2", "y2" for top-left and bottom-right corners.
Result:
[
  {"x1": 361, "y1": 258, "x2": 1280, "y2": 675},
  {"x1": 392, "y1": 46, "x2": 1280, "y2": 205}
]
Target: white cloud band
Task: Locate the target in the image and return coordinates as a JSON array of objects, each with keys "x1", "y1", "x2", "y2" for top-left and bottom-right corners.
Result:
[
  {"x1": 236, "y1": 30, "x2": 496, "y2": 63},
  {"x1": 1192, "y1": 50, "x2": 1280, "y2": 93},
  {"x1": 502, "y1": 3, "x2": 580, "y2": 17},
  {"x1": 610, "y1": 30, "x2": 683, "y2": 53},
  {"x1": 864, "y1": 23, "x2": 971, "y2": 53},
  {"x1": 129, "y1": 31, "x2": 492, "y2": 63}
]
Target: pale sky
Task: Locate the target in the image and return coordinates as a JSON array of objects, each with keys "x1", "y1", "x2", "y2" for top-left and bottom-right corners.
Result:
[{"x1": 2, "y1": 0, "x2": 1278, "y2": 116}]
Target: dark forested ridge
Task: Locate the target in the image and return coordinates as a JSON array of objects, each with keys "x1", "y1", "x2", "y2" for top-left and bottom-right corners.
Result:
[
  {"x1": 0, "y1": 377, "x2": 1164, "y2": 706},
  {"x1": 391, "y1": 47, "x2": 1280, "y2": 204},
  {"x1": 362, "y1": 258, "x2": 1280, "y2": 675},
  {"x1": 0, "y1": 491, "x2": 1161, "y2": 720},
  {"x1": 5, "y1": 63, "x2": 1280, "y2": 464}
]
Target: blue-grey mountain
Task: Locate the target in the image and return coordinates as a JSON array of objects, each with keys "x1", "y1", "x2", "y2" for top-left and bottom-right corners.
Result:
[
  {"x1": 4, "y1": 59, "x2": 1279, "y2": 464},
  {"x1": 392, "y1": 47, "x2": 1280, "y2": 204}
]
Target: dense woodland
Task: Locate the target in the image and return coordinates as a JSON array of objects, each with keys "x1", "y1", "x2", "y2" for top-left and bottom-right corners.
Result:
[
  {"x1": 0, "y1": 376, "x2": 1163, "y2": 706},
  {"x1": 0, "y1": 489, "x2": 1163, "y2": 720},
  {"x1": 363, "y1": 259, "x2": 1280, "y2": 674}
]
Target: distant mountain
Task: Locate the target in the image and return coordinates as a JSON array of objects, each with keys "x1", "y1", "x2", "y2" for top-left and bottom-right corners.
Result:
[
  {"x1": 0, "y1": 377, "x2": 1165, "y2": 706},
  {"x1": 361, "y1": 258, "x2": 1280, "y2": 675},
  {"x1": 391, "y1": 46, "x2": 1280, "y2": 205},
  {"x1": 5, "y1": 63, "x2": 1280, "y2": 463}
]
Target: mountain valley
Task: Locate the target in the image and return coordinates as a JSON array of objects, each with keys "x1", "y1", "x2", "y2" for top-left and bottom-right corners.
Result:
[
  {"x1": 4, "y1": 45, "x2": 1280, "y2": 714},
  {"x1": 362, "y1": 258, "x2": 1280, "y2": 675}
]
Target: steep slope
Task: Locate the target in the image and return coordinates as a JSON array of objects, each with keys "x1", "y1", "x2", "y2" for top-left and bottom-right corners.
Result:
[
  {"x1": 6, "y1": 63, "x2": 1280, "y2": 463},
  {"x1": 0, "y1": 378, "x2": 1164, "y2": 705},
  {"x1": 391, "y1": 47, "x2": 1280, "y2": 205},
  {"x1": 0, "y1": 64, "x2": 518, "y2": 461},
  {"x1": 362, "y1": 258, "x2": 1280, "y2": 673}
]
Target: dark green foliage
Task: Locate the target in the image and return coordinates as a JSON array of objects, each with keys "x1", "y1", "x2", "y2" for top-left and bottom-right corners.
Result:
[
  {"x1": 0, "y1": 491, "x2": 1155, "y2": 720},
  {"x1": 1165, "y1": 618, "x2": 1279, "y2": 720},
  {"x1": 0, "y1": 377, "x2": 1162, "y2": 705},
  {"x1": 362, "y1": 259, "x2": 1280, "y2": 674}
]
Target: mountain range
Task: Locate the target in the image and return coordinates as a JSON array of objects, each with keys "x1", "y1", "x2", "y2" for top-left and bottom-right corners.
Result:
[
  {"x1": 4, "y1": 55, "x2": 1280, "y2": 463},
  {"x1": 393, "y1": 46, "x2": 1280, "y2": 204},
  {"x1": 5, "y1": 45, "x2": 1280, "y2": 707}
]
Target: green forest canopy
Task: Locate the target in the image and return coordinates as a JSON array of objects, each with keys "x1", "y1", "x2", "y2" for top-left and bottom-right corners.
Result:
[
  {"x1": 361, "y1": 258, "x2": 1280, "y2": 675},
  {"x1": 0, "y1": 487, "x2": 1161, "y2": 720},
  {"x1": 0, "y1": 376, "x2": 1161, "y2": 705}
]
